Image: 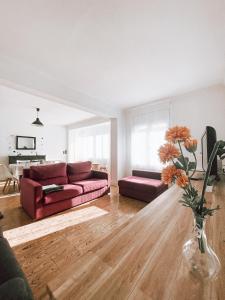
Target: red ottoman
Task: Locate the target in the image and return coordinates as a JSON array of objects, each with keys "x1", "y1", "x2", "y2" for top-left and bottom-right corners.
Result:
[{"x1": 118, "y1": 170, "x2": 168, "y2": 203}]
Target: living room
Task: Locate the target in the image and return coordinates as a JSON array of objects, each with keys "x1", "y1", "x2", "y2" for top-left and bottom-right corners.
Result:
[{"x1": 0, "y1": 1, "x2": 225, "y2": 299}]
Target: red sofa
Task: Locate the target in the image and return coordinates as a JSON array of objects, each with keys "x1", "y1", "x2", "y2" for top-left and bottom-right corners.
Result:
[
  {"x1": 118, "y1": 170, "x2": 167, "y2": 203},
  {"x1": 20, "y1": 161, "x2": 110, "y2": 220}
]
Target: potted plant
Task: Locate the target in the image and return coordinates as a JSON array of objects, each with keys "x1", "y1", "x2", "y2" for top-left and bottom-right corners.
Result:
[
  {"x1": 205, "y1": 175, "x2": 215, "y2": 192},
  {"x1": 158, "y1": 126, "x2": 224, "y2": 280}
]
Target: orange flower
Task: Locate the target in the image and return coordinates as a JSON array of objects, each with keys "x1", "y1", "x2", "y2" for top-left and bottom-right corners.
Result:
[
  {"x1": 161, "y1": 165, "x2": 183, "y2": 184},
  {"x1": 159, "y1": 143, "x2": 180, "y2": 163},
  {"x1": 165, "y1": 126, "x2": 191, "y2": 143},
  {"x1": 176, "y1": 174, "x2": 189, "y2": 188},
  {"x1": 184, "y1": 138, "x2": 197, "y2": 152}
]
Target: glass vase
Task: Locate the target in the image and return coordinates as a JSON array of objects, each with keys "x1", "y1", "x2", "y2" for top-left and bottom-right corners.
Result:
[{"x1": 183, "y1": 216, "x2": 221, "y2": 280}]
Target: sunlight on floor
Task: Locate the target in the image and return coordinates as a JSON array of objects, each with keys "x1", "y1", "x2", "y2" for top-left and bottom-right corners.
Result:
[
  {"x1": 3, "y1": 206, "x2": 108, "y2": 247},
  {"x1": 0, "y1": 193, "x2": 20, "y2": 199}
]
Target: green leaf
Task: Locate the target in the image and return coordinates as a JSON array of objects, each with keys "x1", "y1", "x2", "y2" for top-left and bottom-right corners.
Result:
[
  {"x1": 177, "y1": 156, "x2": 189, "y2": 170},
  {"x1": 174, "y1": 161, "x2": 185, "y2": 170},
  {"x1": 218, "y1": 140, "x2": 225, "y2": 149},
  {"x1": 177, "y1": 156, "x2": 185, "y2": 166},
  {"x1": 184, "y1": 157, "x2": 189, "y2": 166},
  {"x1": 188, "y1": 161, "x2": 196, "y2": 171},
  {"x1": 194, "y1": 196, "x2": 202, "y2": 204}
]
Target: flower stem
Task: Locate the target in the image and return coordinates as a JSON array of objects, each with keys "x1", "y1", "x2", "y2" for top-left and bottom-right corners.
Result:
[
  {"x1": 195, "y1": 216, "x2": 205, "y2": 253},
  {"x1": 189, "y1": 151, "x2": 197, "y2": 178},
  {"x1": 178, "y1": 141, "x2": 188, "y2": 174},
  {"x1": 198, "y1": 236, "x2": 205, "y2": 253}
]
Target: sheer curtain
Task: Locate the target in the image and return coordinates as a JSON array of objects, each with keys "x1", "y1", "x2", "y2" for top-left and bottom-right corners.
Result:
[
  {"x1": 68, "y1": 122, "x2": 110, "y2": 167},
  {"x1": 126, "y1": 102, "x2": 170, "y2": 173}
]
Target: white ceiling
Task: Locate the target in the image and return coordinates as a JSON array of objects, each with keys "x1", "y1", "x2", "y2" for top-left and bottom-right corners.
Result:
[
  {"x1": 0, "y1": 0, "x2": 224, "y2": 109},
  {"x1": 0, "y1": 85, "x2": 95, "y2": 126}
]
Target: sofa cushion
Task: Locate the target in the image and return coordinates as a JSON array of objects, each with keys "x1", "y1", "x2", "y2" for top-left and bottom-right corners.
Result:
[
  {"x1": 72, "y1": 179, "x2": 108, "y2": 193},
  {"x1": 67, "y1": 161, "x2": 92, "y2": 183},
  {"x1": 30, "y1": 163, "x2": 68, "y2": 185},
  {"x1": 38, "y1": 177, "x2": 68, "y2": 186},
  {"x1": 118, "y1": 176, "x2": 165, "y2": 193},
  {"x1": 44, "y1": 184, "x2": 83, "y2": 205}
]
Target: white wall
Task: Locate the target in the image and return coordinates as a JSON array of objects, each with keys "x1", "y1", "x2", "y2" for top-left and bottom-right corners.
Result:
[
  {"x1": 123, "y1": 84, "x2": 225, "y2": 175},
  {"x1": 0, "y1": 104, "x2": 67, "y2": 165},
  {"x1": 170, "y1": 84, "x2": 225, "y2": 168}
]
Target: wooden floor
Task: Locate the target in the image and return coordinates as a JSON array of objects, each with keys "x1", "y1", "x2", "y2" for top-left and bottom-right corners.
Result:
[
  {"x1": 47, "y1": 179, "x2": 225, "y2": 300},
  {"x1": 1, "y1": 180, "x2": 225, "y2": 300},
  {"x1": 0, "y1": 184, "x2": 146, "y2": 299}
]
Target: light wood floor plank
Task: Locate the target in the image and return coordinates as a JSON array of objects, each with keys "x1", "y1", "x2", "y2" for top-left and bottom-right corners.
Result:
[
  {"x1": 48, "y1": 180, "x2": 225, "y2": 300},
  {"x1": 0, "y1": 186, "x2": 145, "y2": 299}
]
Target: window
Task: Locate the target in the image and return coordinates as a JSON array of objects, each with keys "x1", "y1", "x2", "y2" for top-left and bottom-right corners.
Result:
[
  {"x1": 68, "y1": 122, "x2": 110, "y2": 166},
  {"x1": 127, "y1": 103, "x2": 170, "y2": 172}
]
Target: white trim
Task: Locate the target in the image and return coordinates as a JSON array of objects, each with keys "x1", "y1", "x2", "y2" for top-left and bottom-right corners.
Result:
[{"x1": 67, "y1": 117, "x2": 110, "y2": 130}]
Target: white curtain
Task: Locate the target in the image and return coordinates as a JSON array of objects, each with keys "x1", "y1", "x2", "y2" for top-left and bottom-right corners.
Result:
[
  {"x1": 68, "y1": 122, "x2": 110, "y2": 166},
  {"x1": 126, "y1": 102, "x2": 170, "y2": 173}
]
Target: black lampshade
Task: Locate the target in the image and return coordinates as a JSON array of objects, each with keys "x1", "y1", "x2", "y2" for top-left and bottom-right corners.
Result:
[{"x1": 32, "y1": 108, "x2": 44, "y2": 127}]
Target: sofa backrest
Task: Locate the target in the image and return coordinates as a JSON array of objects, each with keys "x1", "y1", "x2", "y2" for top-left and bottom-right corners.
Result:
[
  {"x1": 67, "y1": 161, "x2": 92, "y2": 183},
  {"x1": 132, "y1": 170, "x2": 161, "y2": 180},
  {"x1": 30, "y1": 163, "x2": 68, "y2": 185}
]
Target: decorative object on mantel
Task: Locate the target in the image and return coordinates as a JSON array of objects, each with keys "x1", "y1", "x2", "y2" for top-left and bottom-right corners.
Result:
[
  {"x1": 8, "y1": 155, "x2": 46, "y2": 164},
  {"x1": 32, "y1": 107, "x2": 44, "y2": 127},
  {"x1": 159, "y1": 126, "x2": 225, "y2": 280}
]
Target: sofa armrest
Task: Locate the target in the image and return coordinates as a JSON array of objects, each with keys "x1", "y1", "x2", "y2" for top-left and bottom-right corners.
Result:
[
  {"x1": 20, "y1": 178, "x2": 43, "y2": 200},
  {"x1": 0, "y1": 237, "x2": 34, "y2": 299},
  {"x1": 92, "y1": 171, "x2": 110, "y2": 184},
  {"x1": 0, "y1": 277, "x2": 33, "y2": 300},
  {"x1": 20, "y1": 178, "x2": 43, "y2": 219},
  {"x1": 132, "y1": 170, "x2": 162, "y2": 180}
]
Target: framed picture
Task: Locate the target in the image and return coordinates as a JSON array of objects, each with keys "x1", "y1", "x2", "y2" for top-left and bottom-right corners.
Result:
[{"x1": 16, "y1": 136, "x2": 36, "y2": 150}]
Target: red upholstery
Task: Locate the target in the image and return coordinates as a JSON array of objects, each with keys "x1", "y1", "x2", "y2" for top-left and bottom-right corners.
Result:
[
  {"x1": 44, "y1": 184, "x2": 83, "y2": 204},
  {"x1": 37, "y1": 177, "x2": 68, "y2": 186},
  {"x1": 118, "y1": 172, "x2": 167, "y2": 203},
  {"x1": 73, "y1": 179, "x2": 108, "y2": 193},
  {"x1": 92, "y1": 170, "x2": 110, "y2": 183},
  {"x1": 132, "y1": 170, "x2": 161, "y2": 180},
  {"x1": 67, "y1": 161, "x2": 92, "y2": 183},
  {"x1": 20, "y1": 162, "x2": 110, "y2": 220},
  {"x1": 35, "y1": 185, "x2": 110, "y2": 220},
  {"x1": 30, "y1": 163, "x2": 68, "y2": 185},
  {"x1": 119, "y1": 176, "x2": 164, "y2": 191},
  {"x1": 23, "y1": 168, "x2": 31, "y2": 178},
  {"x1": 20, "y1": 178, "x2": 43, "y2": 219}
]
